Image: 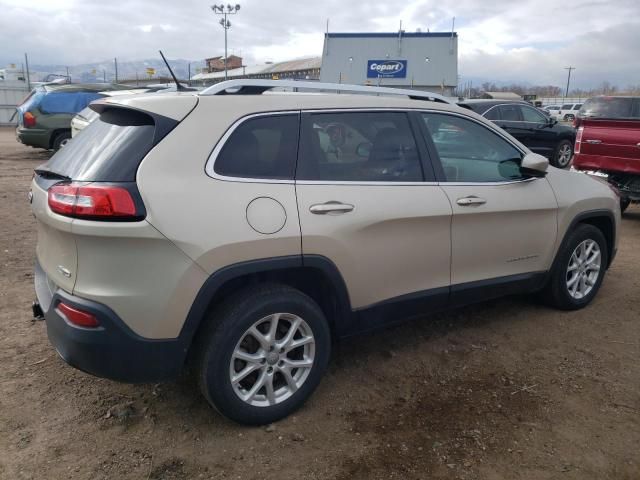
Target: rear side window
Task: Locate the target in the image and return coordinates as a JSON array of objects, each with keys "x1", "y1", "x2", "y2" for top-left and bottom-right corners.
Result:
[
  {"x1": 39, "y1": 92, "x2": 103, "y2": 114},
  {"x1": 43, "y1": 108, "x2": 160, "y2": 182},
  {"x1": 499, "y1": 105, "x2": 521, "y2": 121},
  {"x1": 214, "y1": 114, "x2": 299, "y2": 180},
  {"x1": 297, "y1": 111, "x2": 423, "y2": 182},
  {"x1": 561, "y1": 104, "x2": 573, "y2": 109},
  {"x1": 484, "y1": 107, "x2": 500, "y2": 120},
  {"x1": 580, "y1": 97, "x2": 636, "y2": 119}
]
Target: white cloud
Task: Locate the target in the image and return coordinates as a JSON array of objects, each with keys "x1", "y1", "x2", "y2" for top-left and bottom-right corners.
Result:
[{"x1": 0, "y1": 0, "x2": 638, "y2": 88}]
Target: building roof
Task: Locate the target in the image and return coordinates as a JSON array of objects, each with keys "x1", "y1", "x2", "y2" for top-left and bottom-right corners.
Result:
[
  {"x1": 325, "y1": 32, "x2": 457, "y2": 38},
  {"x1": 192, "y1": 57, "x2": 321, "y2": 80},
  {"x1": 482, "y1": 91, "x2": 522, "y2": 100}
]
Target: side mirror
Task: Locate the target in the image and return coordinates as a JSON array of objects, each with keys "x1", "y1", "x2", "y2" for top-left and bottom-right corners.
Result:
[
  {"x1": 547, "y1": 116, "x2": 558, "y2": 126},
  {"x1": 356, "y1": 142, "x2": 372, "y2": 158},
  {"x1": 521, "y1": 152, "x2": 549, "y2": 176}
]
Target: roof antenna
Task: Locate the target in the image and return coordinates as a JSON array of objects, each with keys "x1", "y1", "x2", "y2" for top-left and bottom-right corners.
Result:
[{"x1": 159, "y1": 50, "x2": 188, "y2": 91}]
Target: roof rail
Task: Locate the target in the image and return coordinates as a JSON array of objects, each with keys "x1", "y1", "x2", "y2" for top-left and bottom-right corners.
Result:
[{"x1": 199, "y1": 79, "x2": 453, "y2": 105}]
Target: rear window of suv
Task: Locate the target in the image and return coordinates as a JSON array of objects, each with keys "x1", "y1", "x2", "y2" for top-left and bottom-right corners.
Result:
[
  {"x1": 579, "y1": 97, "x2": 638, "y2": 119},
  {"x1": 42, "y1": 108, "x2": 159, "y2": 182}
]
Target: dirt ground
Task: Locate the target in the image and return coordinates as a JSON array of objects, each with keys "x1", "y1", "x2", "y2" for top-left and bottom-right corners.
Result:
[{"x1": 1, "y1": 126, "x2": 639, "y2": 480}]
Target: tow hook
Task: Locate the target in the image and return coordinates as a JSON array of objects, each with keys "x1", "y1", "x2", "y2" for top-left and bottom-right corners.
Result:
[{"x1": 32, "y1": 301, "x2": 44, "y2": 320}]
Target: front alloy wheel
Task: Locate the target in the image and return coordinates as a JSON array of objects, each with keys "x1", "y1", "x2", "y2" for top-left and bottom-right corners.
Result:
[
  {"x1": 565, "y1": 239, "x2": 601, "y2": 300},
  {"x1": 230, "y1": 313, "x2": 315, "y2": 407},
  {"x1": 542, "y1": 224, "x2": 608, "y2": 310}
]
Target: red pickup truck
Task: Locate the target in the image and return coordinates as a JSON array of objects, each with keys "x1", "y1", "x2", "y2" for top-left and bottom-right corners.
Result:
[{"x1": 573, "y1": 96, "x2": 640, "y2": 212}]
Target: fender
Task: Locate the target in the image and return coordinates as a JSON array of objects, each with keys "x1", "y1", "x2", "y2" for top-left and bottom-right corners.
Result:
[
  {"x1": 178, "y1": 254, "x2": 354, "y2": 346},
  {"x1": 555, "y1": 209, "x2": 616, "y2": 269}
]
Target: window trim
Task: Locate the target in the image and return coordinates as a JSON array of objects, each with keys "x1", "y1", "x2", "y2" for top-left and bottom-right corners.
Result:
[
  {"x1": 414, "y1": 109, "x2": 535, "y2": 185},
  {"x1": 205, "y1": 110, "x2": 300, "y2": 184}
]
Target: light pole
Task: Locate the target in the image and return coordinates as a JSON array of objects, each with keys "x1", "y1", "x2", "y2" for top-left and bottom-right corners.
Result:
[{"x1": 211, "y1": 4, "x2": 241, "y2": 81}]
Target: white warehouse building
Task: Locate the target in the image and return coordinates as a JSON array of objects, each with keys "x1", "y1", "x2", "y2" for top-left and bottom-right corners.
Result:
[{"x1": 320, "y1": 32, "x2": 458, "y2": 95}]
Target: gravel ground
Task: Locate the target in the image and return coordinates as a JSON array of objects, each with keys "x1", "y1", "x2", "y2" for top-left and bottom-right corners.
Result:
[{"x1": 1, "y1": 126, "x2": 639, "y2": 480}]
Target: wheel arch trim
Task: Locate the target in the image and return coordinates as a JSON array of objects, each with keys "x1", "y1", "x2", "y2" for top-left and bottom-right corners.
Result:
[{"x1": 179, "y1": 255, "x2": 354, "y2": 348}]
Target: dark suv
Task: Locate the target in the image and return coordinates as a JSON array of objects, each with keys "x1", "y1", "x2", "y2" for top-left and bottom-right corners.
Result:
[
  {"x1": 15, "y1": 84, "x2": 126, "y2": 150},
  {"x1": 459, "y1": 100, "x2": 576, "y2": 168}
]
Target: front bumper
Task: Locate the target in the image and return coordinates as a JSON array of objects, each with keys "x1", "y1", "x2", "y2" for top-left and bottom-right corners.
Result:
[{"x1": 35, "y1": 260, "x2": 186, "y2": 383}]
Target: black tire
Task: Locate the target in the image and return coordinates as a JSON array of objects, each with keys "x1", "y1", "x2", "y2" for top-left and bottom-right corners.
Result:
[
  {"x1": 552, "y1": 139, "x2": 573, "y2": 168},
  {"x1": 620, "y1": 198, "x2": 631, "y2": 213},
  {"x1": 543, "y1": 224, "x2": 608, "y2": 310},
  {"x1": 196, "y1": 284, "x2": 331, "y2": 425},
  {"x1": 51, "y1": 130, "x2": 71, "y2": 151},
  {"x1": 563, "y1": 114, "x2": 575, "y2": 122}
]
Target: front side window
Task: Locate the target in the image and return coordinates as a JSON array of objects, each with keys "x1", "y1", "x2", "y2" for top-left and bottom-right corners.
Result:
[
  {"x1": 297, "y1": 112, "x2": 423, "y2": 182},
  {"x1": 561, "y1": 104, "x2": 573, "y2": 110},
  {"x1": 421, "y1": 113, "x2": 524, "y2": 183},
  {"x1": 499, "y1": 105, "x2": 521, "y2": 121},
  {"x1": 520, "y1": 106, "x2": 547, "y2": 123},
  {"x1": 573, "y1": 104, "x2": 582, "y2": 110},
  {"x1": 214, "y1": 114, "x2": 299, "y2": 180}
]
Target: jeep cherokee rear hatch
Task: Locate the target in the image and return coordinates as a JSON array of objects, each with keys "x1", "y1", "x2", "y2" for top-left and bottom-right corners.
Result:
[{"x1": 31, "y1": 95, "x2": 197, "y2": 293}]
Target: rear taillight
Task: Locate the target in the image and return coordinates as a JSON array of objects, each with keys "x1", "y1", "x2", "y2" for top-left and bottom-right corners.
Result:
[
  {"x1": 57, "y1": 302, "x2": 100, "y2": 328},
  {"x1": 23, "y1": 111, "x2": 36, "y2": 128},
  {"x1": 575, "y1": 126, "x2": 583, "y2": 154},
  {"x1": 48, "y1": 182, "x2": 142, "y2": 220}
]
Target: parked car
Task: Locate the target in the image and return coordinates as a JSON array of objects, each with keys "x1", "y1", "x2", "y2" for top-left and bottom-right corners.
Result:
[
  {"x1": 548, "y1": 103, "x2": 583, "y2": 121},
  {"x1": 15, "y1": 83, "x2": 127, "y2": 150},
  {"x1": 31, "y1": 80, "x2": 620, "y2": 425},
  {"x1": 573, "y1": 96, "x2": 640, "y2": 212},
  {"x1": 70, "y1": 106, "x2": 99, "y2": 137},
  {"x1": 542, "y1": 104, "x2": 563, "y2": 113},
  {"x1": 459, "y1": 100, "x2": 576, "y2": 168}
]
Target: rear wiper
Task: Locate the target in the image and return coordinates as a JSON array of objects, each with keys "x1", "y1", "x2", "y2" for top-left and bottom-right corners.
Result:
[{"x1": 34, "y1": 168, "x2": 71, "y2": 181}]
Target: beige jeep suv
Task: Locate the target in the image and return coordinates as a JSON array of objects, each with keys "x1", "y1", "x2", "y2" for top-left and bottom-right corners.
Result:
[{"x1": 31, "y1": 80, "x2": 620, "y2": 425}]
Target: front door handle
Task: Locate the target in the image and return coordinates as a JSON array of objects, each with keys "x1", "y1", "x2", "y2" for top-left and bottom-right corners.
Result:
[
  {"x1": 310, "y1": 201, "x2": 355, "y2": 215},
  {"x1": 457, "y1": 196, "x2": 487, "y2": 206}
]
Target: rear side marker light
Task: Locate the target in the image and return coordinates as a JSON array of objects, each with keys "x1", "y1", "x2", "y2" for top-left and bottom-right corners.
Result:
[
  {"x1": 48, "y1": 183, "x2": 138, "y2": 220},
  {"x1": 57, "y1": 302, "x2": 100, "y2": 328}
]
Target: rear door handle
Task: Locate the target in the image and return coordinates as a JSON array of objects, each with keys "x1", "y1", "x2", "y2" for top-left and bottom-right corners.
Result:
[
  {"x1": 584, "y1": 139, "x2": 602, "y2": 144},
  {"x1": 310, "y1": 201, "x2": 354, "y2": 215},
  {"x1": 457, "y1": 196, "x2": 486, "y2": 206}
]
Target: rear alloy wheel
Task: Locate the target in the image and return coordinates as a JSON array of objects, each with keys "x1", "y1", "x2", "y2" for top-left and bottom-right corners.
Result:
[
  {"x1": 543, "y1": 224, "x2": 608, "y2": 310},
  {"x1": 197, "y1": 284, "x2": 330, "y2": 425},
  {"x1": 553, "y1": 139, "x2": 573, "y2": 168},
  {"x1": 52, "y1": 131, "x2": 71, "y2": 151}
]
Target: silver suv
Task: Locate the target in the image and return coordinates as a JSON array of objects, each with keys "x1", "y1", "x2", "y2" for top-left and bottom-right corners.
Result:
[{"x1": 31, "y1": 80, "x2": 620, "y2": 425}]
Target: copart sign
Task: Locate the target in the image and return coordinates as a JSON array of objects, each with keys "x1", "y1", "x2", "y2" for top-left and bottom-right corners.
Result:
[{"x1": 366, "y1": 60, "x2": 407, "y2": 78}]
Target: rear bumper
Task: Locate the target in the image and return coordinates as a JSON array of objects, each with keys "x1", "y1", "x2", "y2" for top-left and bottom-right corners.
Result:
[
  {"x1": 16, "y1": 127, "x2": 51, "y2": 149},
  {"x1": 35, "y1": 260, "x2": 186, "y2": 383}
]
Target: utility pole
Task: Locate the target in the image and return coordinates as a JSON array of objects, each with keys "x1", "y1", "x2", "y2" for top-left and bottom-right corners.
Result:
[
  {"x1": 564, "y1": 66, "x2": 575, "y2": 99},
  {"x1": 211, "y1": 4, "x2": 241, "y2": 81},
  {"x1": 114, "y1": 57, "x2": 118, "y2": 83},
  {"x1": 24, "y1": 53, "x2": 31, "y2": 90}
]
